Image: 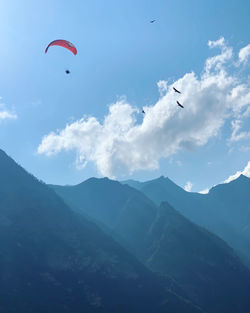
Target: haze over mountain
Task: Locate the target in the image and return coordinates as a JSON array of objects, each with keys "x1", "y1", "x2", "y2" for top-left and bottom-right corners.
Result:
[
  {"x1": 0, "y1": 149, "x2": 202, "y2": 313},
  {"x1": 122, "y1": 176, "x2": 250, "y2": 265},
  {"x1": 51, "y1": 177, "x2": 250, "y2": 313},
  {"x1": 51, "y1": 178, "x2": 157, "y2": 259}
]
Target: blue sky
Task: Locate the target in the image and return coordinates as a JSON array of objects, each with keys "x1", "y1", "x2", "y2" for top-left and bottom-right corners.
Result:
[{"x1": 0, "y1": 0, "x2": 250, "y2": 192}]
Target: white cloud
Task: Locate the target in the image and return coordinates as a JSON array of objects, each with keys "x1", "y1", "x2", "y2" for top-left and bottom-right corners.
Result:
[
  {"x1": 241, "y1": 106, "x2": 250, "y2": 118},
  {"x1": 224, "y1": 161, "x2": 250, "y2": 183},
  {"x1": 157, "y1": 80, "x2": 168, "y2": 96},
  {"x1": 184, "y1": 181, "x2": 193, "y2": 192},
  {"x1": 230, "y1": 119, "x2": 250, "y2": 142},
  {"x1": 208, "y1": 37, "x2": 225, "y2": 49},
  {"x1": 238, "y1": 44, "x2": 250, "y2": 64},
  {"x1": 0, "y1": 101, "x2": 17, "y2": 121},
  {"x1": 200, "y1": 159, "x2": 250, "y2": 192},
  {"x1": 0, "y1": 111, "x2": 17, "y2": 120},
  {"x1": 199, "y1": 188, "x2": 209, "y2": 194},
  {"x1": 205, "y1": 37, "x2": 233, "y2": 74},
  {"x1": 38, "y1": 38, "x2": 250, "y2": 178}
]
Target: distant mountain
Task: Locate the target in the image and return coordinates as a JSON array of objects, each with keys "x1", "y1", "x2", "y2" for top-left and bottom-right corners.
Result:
[
  {"x1": 51, "y1": 177, "x2": 250, "y2": 313},
  {"x1": 122, "y1": 176, "x2": 195, "y2": 213},
  {"x1": 51, "y1": 178, "x2": 157, "y2": 259},
  {"x1": 123, "y1": 176, "x2": 250, "y2": 265},
  {"x1": 0, "y1": 150, "x2": 201, "y2": 313}
]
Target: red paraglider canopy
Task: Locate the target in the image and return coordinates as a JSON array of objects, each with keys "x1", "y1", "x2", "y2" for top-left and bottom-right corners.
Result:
[{"x1": 45, "y1": 39, "x2": 77, "y2": 55}]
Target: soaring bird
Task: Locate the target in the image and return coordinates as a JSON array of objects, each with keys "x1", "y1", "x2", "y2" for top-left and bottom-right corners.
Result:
[
  {"x1": 177, "y1": 101, "x2": 184, "y2": 108},
  {"x1": 65, "y1": 70, "x2": 70, "y2": 74},
  {"x1": 142, "y1": 109, "x2": 145, "y2": 114},
  {"x1": 173, "y1": 87, "x2": 181, "y2": 94},
  {"x1": 150, "y1": 19, "x2": 156, "y2": 23}
]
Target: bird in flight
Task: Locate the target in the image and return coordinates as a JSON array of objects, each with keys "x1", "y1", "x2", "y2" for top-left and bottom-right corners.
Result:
[
  {"x1": 65, "y1": 70, "x2": 71, "y2": 74},
  {"x1": 173, "y1": 87, "x2": 181, "y2": 94},
  {"x1": 142, "y1": 109, "x2": 145, "y2": 114},
  {"x1": 150, "y1": 19, "x2": 156, "y2": 23},
  {"x1": 177, "y1": 101, "x2": 184, "y2": 108}
]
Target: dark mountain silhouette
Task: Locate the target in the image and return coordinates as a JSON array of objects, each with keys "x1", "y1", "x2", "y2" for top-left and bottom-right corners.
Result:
[
  {"x1": 123, "y1": 175, "x2": 250, "y2": 265},
  {"x1": 0, "y1": 150, "x2": 202, "y2": 313},
  {"x1": 51, "y1": 177, "x2": 250, "y2": 313}
]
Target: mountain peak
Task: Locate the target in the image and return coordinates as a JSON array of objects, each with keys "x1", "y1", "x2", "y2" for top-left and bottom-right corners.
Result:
[
  {"x1": 238, "y1": 174, "x2": 249, "y2": 181},
  {"x1": 1, "y1": 149, "x2": 200, "y2": 313},
  {"x1": 210, "y1": 173, "x2": 250, "y2": 194},
  {"x1": 77, "y1": 176, "x2": 115, "y2": 186}
]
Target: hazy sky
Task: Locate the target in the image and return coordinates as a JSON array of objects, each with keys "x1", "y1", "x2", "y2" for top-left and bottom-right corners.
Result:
[{"x1": 1, "y1": 0, "x2": 250, "y2": 192}]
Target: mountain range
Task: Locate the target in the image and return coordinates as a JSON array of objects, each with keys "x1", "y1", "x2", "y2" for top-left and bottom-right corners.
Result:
[
  {"x1": 1, "y1": 146, "x2": 250, "y2": 313},
  {"x1": 122, "y1": 175, "x2": 250, "y2": 265},
  {"x1": 51, "y1": 176, "x2": 250, "y2": 313},
  {"x1": 0, "y1": 149, "x2": 202, "y2": 313}
]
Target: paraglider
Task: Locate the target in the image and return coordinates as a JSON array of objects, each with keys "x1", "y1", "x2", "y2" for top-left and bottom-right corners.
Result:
[
  {"x1": 45, "y1": 40, "x2": 77, "y2": 74},
  {"x1": 45, "y1": 39, "x2": 77, "y2": 55},
  {"x1": 173, "y1": 87, "x2": 181, "y2": 94},
  {"x1": 177, "y1": 101, "x2": 184, "y2": 108}
]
